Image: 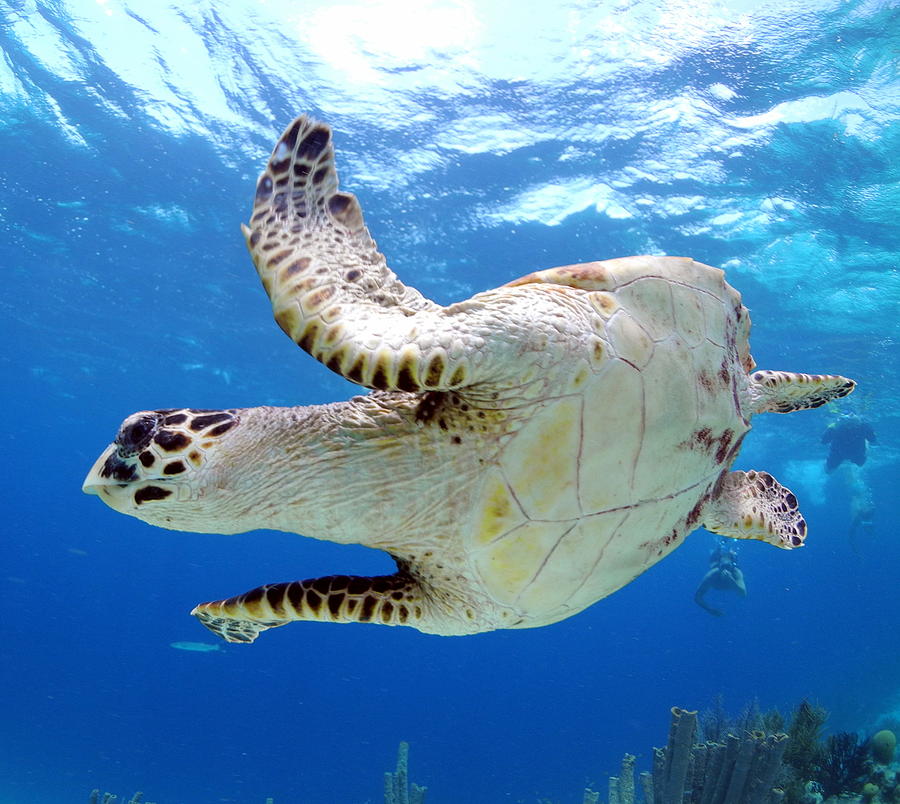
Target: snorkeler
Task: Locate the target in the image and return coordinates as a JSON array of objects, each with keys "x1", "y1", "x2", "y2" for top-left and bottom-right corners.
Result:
[
  {"x1": 822, "y1": 414, "x2": 877, "y2": 473},
  {"x1": 694, "y1": 542, "x2": 746, "y2": 617}
]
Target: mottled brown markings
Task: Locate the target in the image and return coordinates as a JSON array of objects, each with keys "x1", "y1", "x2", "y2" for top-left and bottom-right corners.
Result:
[
  {"x1": 297, "y1": 321, "x2": 321, "y2": 353},
  {"x1": 305, "y1": 589, "x2": 322, "y2": 611},
  {"x1": 346, "y1": 357, "x2": 366, "y2": 385},
  {"x1": 255, "y1": 175, "x2": 273, "y2": 202},
  {"x1": 281, "y1": 118, "x2": 304, "y2": 151},
  {"x1": 190, "y1": 412, "x2": 233, "y2": 431},
  {"x1": 714, "y1": 429, "x2": 734, "y2": 465},
  {"x1": 297, "y1": 126, "x2": 329, "y2": 160},
  {"x1": 381, "y1": 602, "x2": 394, "y2": 623},
  {"x1": 345, "y1": 269, "x2": 361, "y2": 281},
  {"x1": 284, "y1": 257, "x2": 311, "y2": 276},
  {"x1": 293, "y1": 162, "x2": 310, "y2": 179},
  {"x1": 360, "y1": 596, "x2": 377, "y2": 621},
  {"x1": 725, "y1": 432, "x2": 747, "y2": 464},
  {"x1": 328, "y1": 193, "x2": 353, "y2": 220},
  {"x1": 312, "y1": 166, "x2": 328, "y2": 185},
  {"x1": 153, "y1": 430, "x2": 191, "y2": 452},
  {"x1": 396, "y1": 360, "x2": 419, "y2": 392},
  {"x1": 270, "y1": 157, "x2": 290, "y2": 174},
  {"x1": 398, "y1": 606, "x2": 409, "y2": 623},
  {"x1": 312, "y1": 577, "x2": 332, "y2": 594},
  {"x1": 267, "y1": 249, "x2": 292, "y2": 266},
  {"x1": 242, "y1": 586, "x2": 265, "y2": 605},
  {"x1": 346, "y1": 577, "x2": 369, "y2": 595},
  {"x1": 118, "y1": 413, "x2": 160, "y2": 455},
  {"x1": 450, "y1": 365, "x2": 466, "y2": 386},
  {"x1": 327, "y1": 593, "x2": 345, "y2": 617},
  {"x1": 266, "y1": 586, "x2": 286, "y2": 616},
  {"x1": 415, "y1": 391, "x2": 442, "y2": 422},
  {"x1": 425, "y1": 353, "x2": 445, "y2": 386},
  {"x1": 188, "y1": 450, "x2": 201, "y2": 466},
  {"x1": 163, "y1": 460, "x2": 186, "y2": 476},
  {"x1": 208, "y1": 420, "x2": 237, "y2": 438},
  {"x1": 326, "y1": 352, "x2": 345, "y2": 375},
  {"x1": 686, "y1": 499, "x2": 705, "y2": 528},
  {"x1": 164, "y1": 413, "x2": 188, "y2": 425},
  {"x1": 307, "y1": 286, "x2": 335, "y2": 309},
  {"x1": 138, "y1": 451, "x2": 155, "y2": 468},
  {"x1": 134, "y1": 486, "x2": 172, "y2": 505},
  {"x1": 371, "y1": 360, "x2": 390, "y2": 390},
  {"x1": 287, "y1": 583, "x2": 304, "y2": 609},
  {"x1": 371, "y1": 577, "x2": 391, "y2": 594}
]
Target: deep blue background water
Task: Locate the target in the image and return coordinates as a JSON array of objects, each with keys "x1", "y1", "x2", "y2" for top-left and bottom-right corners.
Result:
[{"x1": 1, "y1": 2, "x2": 898, "y2": 802}]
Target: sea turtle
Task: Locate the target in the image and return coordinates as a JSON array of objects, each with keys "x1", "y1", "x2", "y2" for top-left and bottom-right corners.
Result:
[{"x1": 83, "y1": 115, "x2": 855, "y2": 644}]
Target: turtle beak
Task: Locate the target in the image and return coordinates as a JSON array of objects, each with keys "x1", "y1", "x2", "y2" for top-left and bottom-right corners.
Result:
[
  {"x1": 83, "y1": 445, "x2": 112, "y2": 494},
  {"x1": 82, "y1": 443, "x2": 130, "y2": 496}
]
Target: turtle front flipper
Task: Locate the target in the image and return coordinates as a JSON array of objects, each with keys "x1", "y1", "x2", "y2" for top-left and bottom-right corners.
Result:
[
  {"x1": 244, "y1": 116, "x2": 477, "y2": 393},
  {"x1": 748, "y1": 370, "x2": 855, "y2": 413},
  {"x1": 703, "y1": 470, "x2": 808, "y2": 549},
  {"x1": 192, "y1": 568, "x2": 441, "y2": 643}
]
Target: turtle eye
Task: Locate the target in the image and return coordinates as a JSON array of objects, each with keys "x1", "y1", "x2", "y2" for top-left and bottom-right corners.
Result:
[{"x1": 117, "y1": 413, "x2": 161, "y2": 456}]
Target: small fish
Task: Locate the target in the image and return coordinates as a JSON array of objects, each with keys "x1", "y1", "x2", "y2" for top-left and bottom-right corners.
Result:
[{"x1": 169, "y1": 640, "x2": 223, "y2": 653}]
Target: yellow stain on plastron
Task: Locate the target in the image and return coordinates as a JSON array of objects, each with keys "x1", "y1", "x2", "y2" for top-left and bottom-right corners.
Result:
[
  {"x1": 500, "y1": 396, "x2": 581, "y2": 519},
  {"x1": 475, "y1": 520, "x2": 575, "y2": 605},
  {"x1": 473, "y1": 470, "x2": 524, "y2": 546}
]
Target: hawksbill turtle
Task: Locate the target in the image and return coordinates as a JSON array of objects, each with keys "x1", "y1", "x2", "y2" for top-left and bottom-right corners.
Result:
[{"x1": 83, "y1": 115, "x2": 855, "y2": 644}]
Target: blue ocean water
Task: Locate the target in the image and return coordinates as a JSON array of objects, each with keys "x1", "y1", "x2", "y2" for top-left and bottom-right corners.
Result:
[{"x1": 1, "y1": 1, "x2": 898, "y2": 802}]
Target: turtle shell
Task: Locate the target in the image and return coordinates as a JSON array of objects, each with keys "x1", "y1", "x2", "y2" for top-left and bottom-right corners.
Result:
[{"x1": 465, "y1": 256, "x2": 753, "y2": 625}]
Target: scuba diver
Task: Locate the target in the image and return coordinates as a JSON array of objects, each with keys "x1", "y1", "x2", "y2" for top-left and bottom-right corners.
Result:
[
  {"x1": 694, "y1": 541, "x2": 746, "y2": 617},
  {"x1": 822, "y1": 414, "x2": 877, "y2": 473}
]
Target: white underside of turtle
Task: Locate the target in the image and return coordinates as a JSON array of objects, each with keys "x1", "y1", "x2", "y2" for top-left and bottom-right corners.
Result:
[{"x1": 83, "y1": 115, "x2": 855, "y2": 644}]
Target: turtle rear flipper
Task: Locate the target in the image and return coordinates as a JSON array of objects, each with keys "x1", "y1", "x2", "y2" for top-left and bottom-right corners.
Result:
[
  {"x1": 703, "y1": 470, "x2": 807, "y2": 549},
  {"x1": 191, "y1": 566, "x2": 457, "y2": 643},
  {"x1": 748, "y1": 370, "x2": 855, "y2": 413}
]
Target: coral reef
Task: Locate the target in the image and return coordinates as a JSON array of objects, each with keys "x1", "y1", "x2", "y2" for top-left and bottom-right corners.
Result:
[
  {"x1": 88, "y1": 792, "x2": 152, "y2": 804},
  {"x1": 592, "y1": 706, "x2": 790, "y2": 804},
  {"x1": 383, "y1": 740, "x2": 427, "y2": 804},
  {"x1": 82, "y1": 712, "x2": 900, "y2": 804},
  {"x1": 871, "y1": 732, "x2": 897, "y2": 766},
  {"x1": 819, "y1": 732, "x2": 869, "y2": 798}
]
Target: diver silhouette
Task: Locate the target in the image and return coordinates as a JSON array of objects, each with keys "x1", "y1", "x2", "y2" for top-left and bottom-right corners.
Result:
[
  {"x1": 822, "y1": 414, "x2": 876, "y2": 473},
  {"x1": 694, "y1": 542, "x2": 746, "y2": 617}
]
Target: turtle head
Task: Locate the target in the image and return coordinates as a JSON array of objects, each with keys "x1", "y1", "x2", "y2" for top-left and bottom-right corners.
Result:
[{"x1": 83, "y1": 408, "x2": 244, "y2": 530}]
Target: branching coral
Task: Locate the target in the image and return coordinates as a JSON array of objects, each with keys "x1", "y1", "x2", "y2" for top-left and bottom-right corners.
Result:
[{"x1": 819, "y1": 732, "x2": 868, "y2": 797}]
